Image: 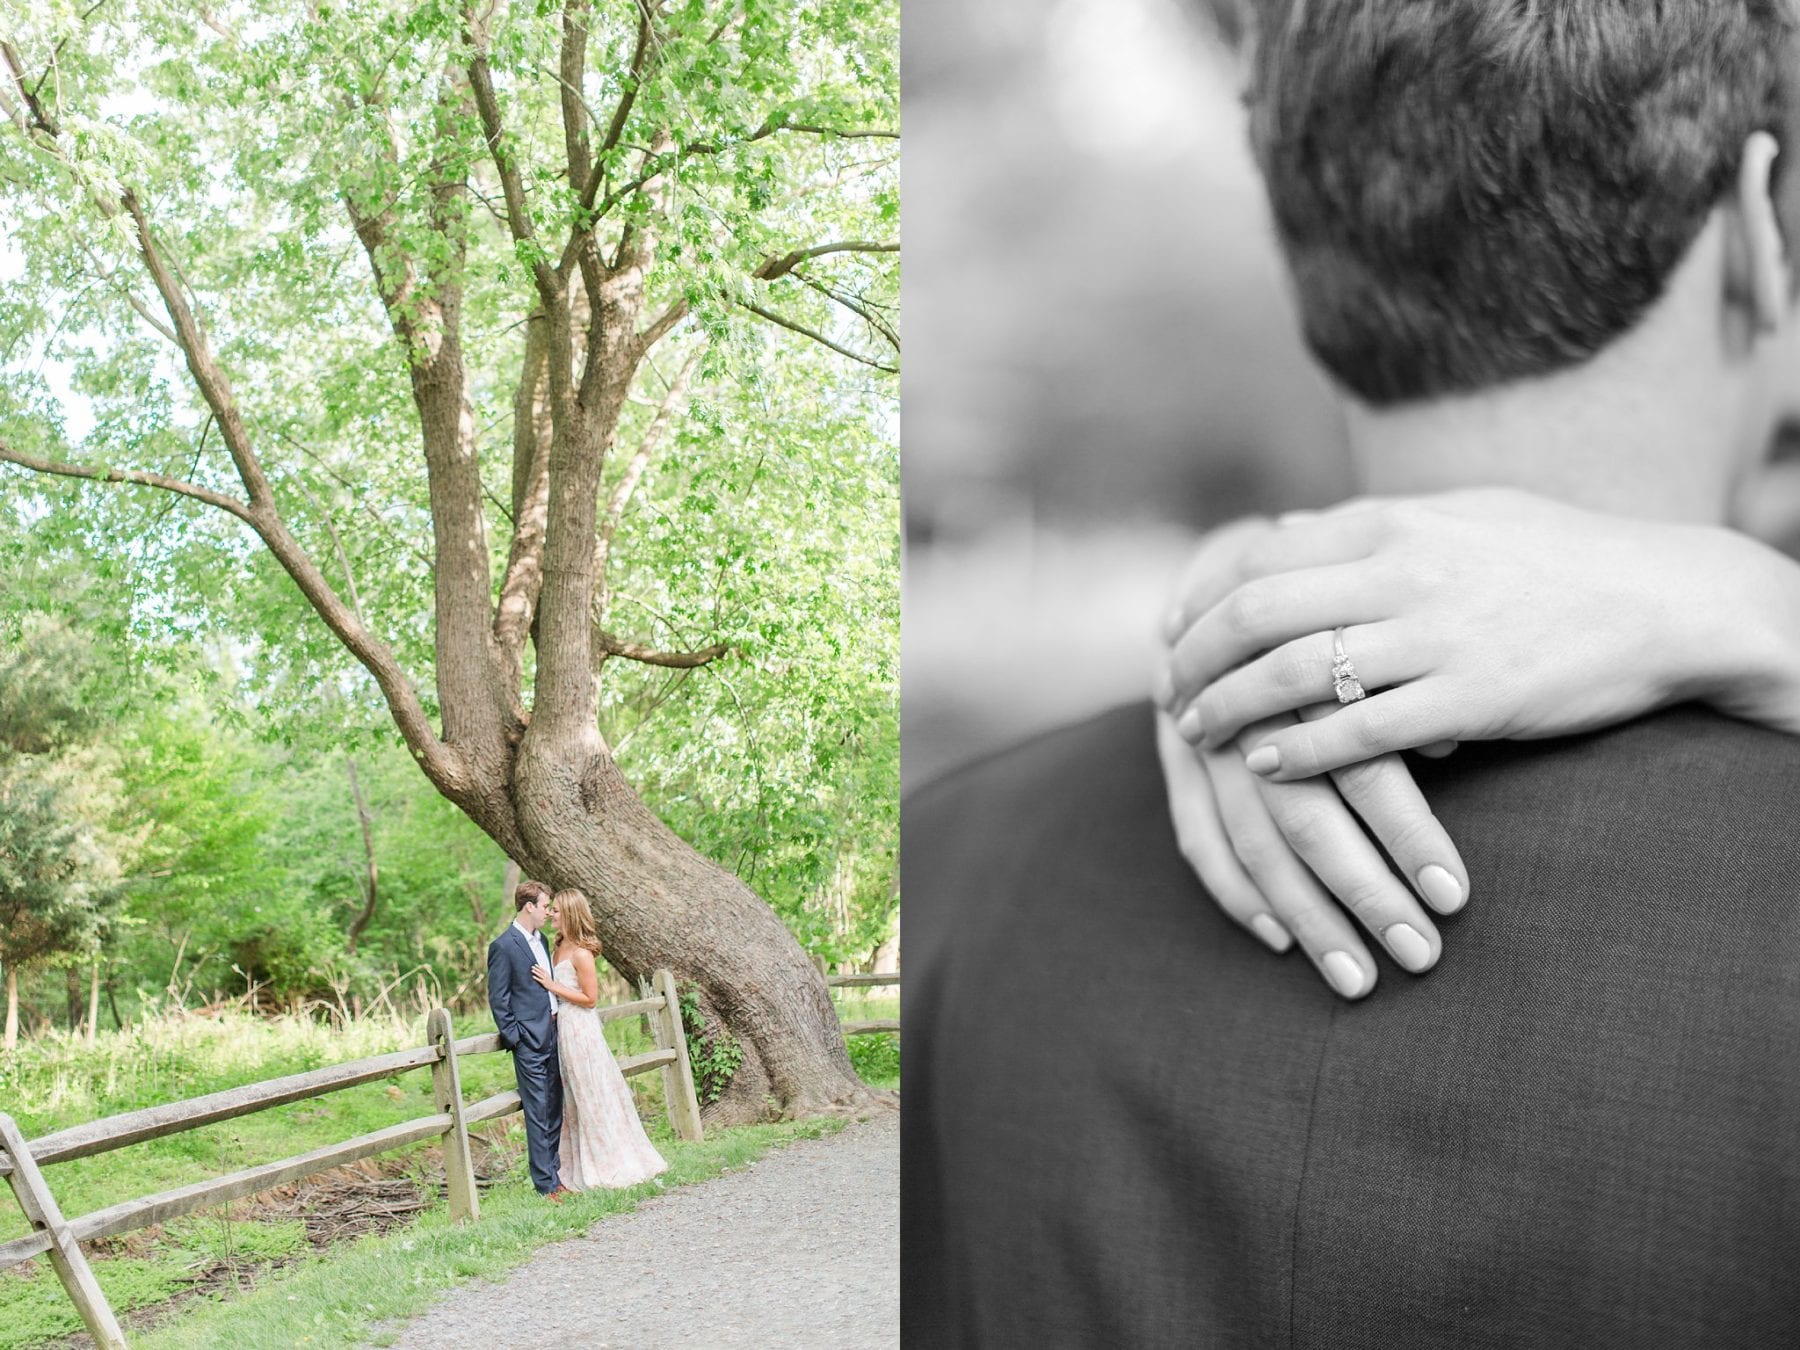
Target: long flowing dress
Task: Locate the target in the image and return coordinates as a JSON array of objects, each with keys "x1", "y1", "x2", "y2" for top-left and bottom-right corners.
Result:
[{"x1": 552, "y1": 957, "x2": 669, "y2": 1190}]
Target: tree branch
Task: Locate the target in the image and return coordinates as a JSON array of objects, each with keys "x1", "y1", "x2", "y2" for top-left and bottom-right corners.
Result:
[
  {"x1": 632, "y1": 297, "x2": 688, "y2": 363},
  {"x1": 781, "y1": 124, "x2": 899, "y2": 139},
  {"x1": 558, "y1": 0, "x2": 595, "y2": 199},
  {"x1": 465, "y1": 11, "x2": 578, "y2": 479},
  {"x1": 466, "y1": 38, "x2": 564, "y2": 317},
  {"x1": 492, "y1": 310, "x2": 553, "y2": 697},
  {"x1": 592, "y1": 629, "x2": 729, "y2": 668},
  {"x1": 339, "y1": 60, "x2": 515, "y2": 762},
  {"x1": 560, "y1": 2, "x2": 653, "y2": 270},
  {"x1": 1, "y1": 59, "x2": 466, "y2": 796},
  {"x1": 595, "y1": 2, "x2": 650, "y2": 161},
  {"x1": 123, "y1": 291, "x2": 179, "y2": 345},
  {"x1": 736, "y1": 299, "x2": 898, "y2": 372},
  {"x1": 123, "y1": 192, "x2": 278, "y2": 508},
  {"x1": 0, "y1": 438, "x2": 257, "y2": 526},
  {"x1": 596, "y1": 345, "x2": 701, "y2": 621},
  {"x1": 754, "y1": 239, "x2": 897, "y2": 281},
  {"x1": 268, "y1": 426, "x2": 433, "y2": 570},
  {"x1": 343, "y1": 756, "x2": 379, "y2": 954},
  {"x1": 0, "y1": 436, "x2": 462, "y2": 792},
  {"x1": 293, "y1": 474, "x2": 367, "y2": 626},
  {"x1": 790, "y1": 268, "x2": 899, "y2": 351},
  {"x1": 558, "y1": 117, "x2": 899, "y2": 277}
]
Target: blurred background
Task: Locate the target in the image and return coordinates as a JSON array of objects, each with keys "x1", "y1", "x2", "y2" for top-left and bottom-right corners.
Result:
[{"x1": 903, "y1": 0, "x2": 1352, "y2": 789}]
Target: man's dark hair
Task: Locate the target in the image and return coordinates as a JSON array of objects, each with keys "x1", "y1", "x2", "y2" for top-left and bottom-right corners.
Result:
[
  {"x1": 514, "y1": 879, "x2": 552, "y2": 912},
  {"x1": 1242, "y1": 0, "x2": 1796, "y2": 403}
]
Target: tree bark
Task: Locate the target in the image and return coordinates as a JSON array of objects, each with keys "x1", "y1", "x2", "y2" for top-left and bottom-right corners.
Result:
[
  {"x1": 344, "y1": 757, "x2": 379, "y2": 954},
  {"x1": 86, "y1": 957, "x2": 100, "y2": 1044},
  {"x1": 505, "y1": 747, "x2": 872, "y2": 1118}
]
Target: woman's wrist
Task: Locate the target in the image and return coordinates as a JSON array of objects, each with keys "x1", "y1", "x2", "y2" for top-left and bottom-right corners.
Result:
[{"x1": 1687, "y1": 528, "x2": 1800, "y2": 731}]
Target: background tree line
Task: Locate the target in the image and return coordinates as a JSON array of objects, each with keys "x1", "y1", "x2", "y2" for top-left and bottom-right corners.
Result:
[
  {"x1": 0, "y1": 0, "x2": 897, "y2": 1118},
  {"x1": 0, "y1": 437, "x2": 896, "y2": 1048}
]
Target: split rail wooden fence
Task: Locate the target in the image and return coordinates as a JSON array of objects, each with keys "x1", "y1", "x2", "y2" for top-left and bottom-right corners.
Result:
[
  {"x1": 830, "y1": 970, "x2": 900, "y2": 1036},
  {"x1": 0, "y1": 968, "x2": 702, "y2": 1349}
]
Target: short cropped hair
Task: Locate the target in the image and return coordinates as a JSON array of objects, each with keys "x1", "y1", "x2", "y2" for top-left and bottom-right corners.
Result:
[
  {"x1": 1240, "y1": 0, "x2": 1796, "y2": 403},
  {"x1": 514, "y1": 879, "x2": 552, "y2": 912}
]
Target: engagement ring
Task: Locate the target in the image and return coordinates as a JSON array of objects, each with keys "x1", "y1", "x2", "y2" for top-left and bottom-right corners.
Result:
[{"x1": 1332, "y1": 627, "x2": 1366, "y2": 704}]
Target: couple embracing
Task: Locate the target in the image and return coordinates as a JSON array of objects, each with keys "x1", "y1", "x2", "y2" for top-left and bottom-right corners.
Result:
[
  {"x1": 486, "y1": 879, "x2": 668, "y2": 1199},
  {"x1": 908, "y1": 0, "x2": 1800, "y2": 1344}
]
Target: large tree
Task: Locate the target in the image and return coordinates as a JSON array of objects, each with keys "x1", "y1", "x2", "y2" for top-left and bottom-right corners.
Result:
[{"x1": 0, "y1": 0, "x2": 897, "y2": 1118}]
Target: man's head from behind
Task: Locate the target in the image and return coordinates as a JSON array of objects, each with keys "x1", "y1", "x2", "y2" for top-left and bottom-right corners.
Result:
[{"x1": 1241, "y1": 0, "x2": 1800, "y2": 406}]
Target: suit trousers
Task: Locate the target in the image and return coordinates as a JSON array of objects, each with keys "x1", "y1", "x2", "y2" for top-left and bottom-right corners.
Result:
[{"x1": 512, "y1": 1042, "x2": 564, "y2": 1194}]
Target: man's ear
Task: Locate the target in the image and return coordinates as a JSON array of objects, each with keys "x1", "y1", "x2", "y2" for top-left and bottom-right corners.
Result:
[{"x1": 1732, "y1": 130, "x2": 1789, "y2": 334}]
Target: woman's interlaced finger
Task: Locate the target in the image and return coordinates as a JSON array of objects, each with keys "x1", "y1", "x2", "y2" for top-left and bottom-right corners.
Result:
[
  {"x1": 1162, "y1": 509, "x2": 1388, "y2": 642},
  {"x1": 1184, "y1": 621, "x2": 1424, "y2": 749},
  {"x1": 1154, "y1": 712, "x2": 1293, "y2": 953},
  {"x1": 1293, "y1": 701, "x2": 1471, "y2": 916},
  {"x1": 1168, "y1": 563, "x2": 1391, "y2": 706},
  {"x1": 1204, "y1": 738, "x2": 1379, "y2": 999},
  {"x1": 1248, "y1": 683, "x2": 1466, "y2": 780},
  {"x1": 1247, "y1": 764, "x2": 1444, "y2": 979}
]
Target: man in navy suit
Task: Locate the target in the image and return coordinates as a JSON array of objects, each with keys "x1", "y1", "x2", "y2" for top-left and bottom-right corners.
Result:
[{"x1": 487, "y1": 878, "x2": 567, "y2": 1199}]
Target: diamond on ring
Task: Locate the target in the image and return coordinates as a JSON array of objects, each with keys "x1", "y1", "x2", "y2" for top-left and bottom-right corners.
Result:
[{"x1": 1332, "y1": 626, "x2": 1366, "y2": 704}]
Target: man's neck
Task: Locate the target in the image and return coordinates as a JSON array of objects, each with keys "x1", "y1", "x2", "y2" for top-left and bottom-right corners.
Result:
[
  {"x1": 1344, "y1": 371, "x2": 1746, "y2": 523},
  {"x1": 1343, "y1": 213, "x2": 1756, "y2": 525},
  {"x1": 513, "y1": 916, "x2": 541, "y2": 937}
]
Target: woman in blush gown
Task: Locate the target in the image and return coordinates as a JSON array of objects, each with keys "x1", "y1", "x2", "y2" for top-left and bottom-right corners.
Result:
[{"x1": 530, "y1": 887, "x2": 668, "y2": 1190}]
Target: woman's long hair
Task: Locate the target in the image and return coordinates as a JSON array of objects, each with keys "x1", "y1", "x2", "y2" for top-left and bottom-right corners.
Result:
[{"x1": 552, "y1": 888, "x2": 604, "y2": 956}]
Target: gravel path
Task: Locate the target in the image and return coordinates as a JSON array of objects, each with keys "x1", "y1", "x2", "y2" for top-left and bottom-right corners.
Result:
[{"x1": 380, "y1": 1111, "x2": 898, "y2": 1350}]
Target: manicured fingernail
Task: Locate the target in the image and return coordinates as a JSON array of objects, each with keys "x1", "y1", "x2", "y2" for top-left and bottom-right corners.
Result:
[
  {"x1": 1250, "y1": 914, "x2": 1292, "y2": 953},
  {"x1": 1383, "y1": 922, "x2": 1431, "y2": 971},
  {"x1": 1417, "y1": 864, "x2": 1465, "y2": 913},
  {"x1": 1322, "y1": 950, "x2": 1366, "y2": 998},
  {"x1": 1175, "y1": 706, "x2": 1204, "y2": 742},
  {"x1": 1152, "y1": 666, "x2": 1175, "y2": 709},
  {"x1": 1244, "y1": 745, "x2": 1280, "y2": 776}
]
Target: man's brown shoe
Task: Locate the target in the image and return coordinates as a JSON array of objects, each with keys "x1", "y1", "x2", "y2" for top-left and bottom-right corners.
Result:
[{"x1": 546, "y1": 1185, "x2": 573, "y2": 1203}]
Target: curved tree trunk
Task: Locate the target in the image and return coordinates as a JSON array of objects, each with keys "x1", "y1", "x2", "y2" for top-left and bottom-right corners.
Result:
[{"x1": 508, "y1": 741, "x2": 873, "y2": 1118}]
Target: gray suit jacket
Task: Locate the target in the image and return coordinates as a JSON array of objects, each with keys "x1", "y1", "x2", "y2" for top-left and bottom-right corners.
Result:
[{"x1": 903, "y1": 704, "x2": 1800, "y2": 1348}]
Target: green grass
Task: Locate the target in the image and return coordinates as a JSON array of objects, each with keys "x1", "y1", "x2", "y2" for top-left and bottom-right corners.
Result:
[
  {"x1": 0, "y1": 1215, "x2": 313, "y2": 1347},
  {"x1": 133, "y1": 1116, "x2": 845, "y2": 1349},
  {"x1": 0, "y1": 1011, "x2": 527, "y2": 1245},
  {"x1": 0, "y1": 1001, "x2": 895, "y2": 1347},
  {"x1": 832, "y1": 989, "x2": 900, "y2": 1091},
  {"x1": 0, "y1": 1006, "x2": 663, "y2": 1347}
]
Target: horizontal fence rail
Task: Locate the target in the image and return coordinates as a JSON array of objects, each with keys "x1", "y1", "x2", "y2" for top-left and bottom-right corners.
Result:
[
  {"x1": 827, "y1": 970, "x2": 901, "y2": 1037},
  {"x1": 0, "y1": 969, "x2": 703, "y2": 1350},
  {"x1": 0, "y1": 1043, "x2": 444, "y2": 1178}
]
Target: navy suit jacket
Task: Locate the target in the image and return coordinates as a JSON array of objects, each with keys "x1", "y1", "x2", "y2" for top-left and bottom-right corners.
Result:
[
  {"x1": 905, "y1": 703, "x2": 1800, "y2": 1348},
  {"x1": 487, "y1": 924, "x2": 558, "y2": 1057}
]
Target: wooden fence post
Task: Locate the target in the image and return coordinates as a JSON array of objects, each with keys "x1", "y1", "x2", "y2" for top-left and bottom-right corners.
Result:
[
  {"x1": 635, "y1": 973, "x2": 655, "y2": 1042},
  {"x1": 427, "y1": 1009, "x2": 480, "y2": 1224},
  {"x1": 651, "y1": 969, "x2": 705, "y2": 1142},
  {"x1": 0, "y1": 1112, "x2": 127, "y2": 1350}
]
